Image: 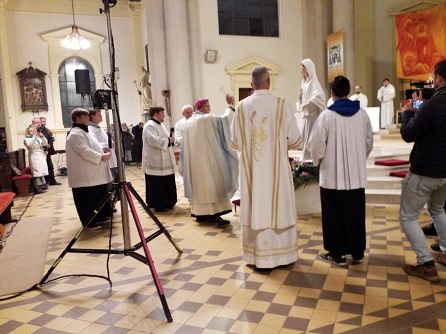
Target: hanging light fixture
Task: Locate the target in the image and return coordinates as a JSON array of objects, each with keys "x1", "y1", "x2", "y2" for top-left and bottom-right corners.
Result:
[{"x1": 61, "y1": 0, "x2": 91, "y2": 50}]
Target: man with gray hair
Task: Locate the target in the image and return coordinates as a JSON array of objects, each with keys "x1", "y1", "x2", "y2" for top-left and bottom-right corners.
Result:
[
  {"x1": 174, "y1": 104, "x2": 194, "y2": 149},
  {"x1": 231, "y1": 65, "x2": 302, "y2": 269}
]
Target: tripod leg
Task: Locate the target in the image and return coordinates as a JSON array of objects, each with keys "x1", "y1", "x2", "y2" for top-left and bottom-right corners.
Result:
[
  {"x1": 38, "y1": 188, "x2": 115, "y2": 287},
  {"x1": 127, "y1": 183, "x2": 182, "y2": 253},
  {"x1": 123, "y1": 184, "x2": 173, "y2": 322}
]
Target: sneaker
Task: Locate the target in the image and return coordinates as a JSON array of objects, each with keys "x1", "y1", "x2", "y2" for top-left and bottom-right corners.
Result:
[
  {"x1": 436, "y1": 251, "x2": 446, "y2": 266},
  {"x1": 422, "y1": 223, "x2": 438, "y2": 237},
  {"x1": 318, "y1": 252, "x2": 348, "y2": 266},
  {"x1": 404, "y1": 261, "x2": 439, "y2": 282},
  {"x1": 49, "y1": 181, "x2": 62, "y2": 186}
]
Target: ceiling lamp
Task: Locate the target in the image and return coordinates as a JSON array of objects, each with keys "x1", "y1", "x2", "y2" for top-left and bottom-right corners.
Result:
[{"x1": 61, "y1": 0, "x2": 91, "y2": 50}]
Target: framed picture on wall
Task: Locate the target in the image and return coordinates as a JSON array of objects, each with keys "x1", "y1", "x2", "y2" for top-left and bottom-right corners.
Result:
[
  {"x1": 16, "y1": 63, "x2": 49, "y2": 112},
  {"x1": 327, "y1": 32, "x2": 344, "y2": 83}
]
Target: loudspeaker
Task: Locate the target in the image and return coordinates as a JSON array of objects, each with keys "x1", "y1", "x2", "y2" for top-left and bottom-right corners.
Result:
[{"x1": 75, "y1": 69, "x2": 91, "y2": 95}]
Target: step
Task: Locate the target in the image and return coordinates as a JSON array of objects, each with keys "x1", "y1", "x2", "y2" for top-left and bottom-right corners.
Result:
[
  {"x1": 380, "y1": 133, "x2": 403, "y2": 140},
  {"x1": 367, "y1": 176, "x2": 402, "y2": 190},
  {"x1": 365, "y1": 189, "x2": 401, "y2": 205},
  {"x1": 366, "y1": 165, "x2": 410, "y2": 177}
]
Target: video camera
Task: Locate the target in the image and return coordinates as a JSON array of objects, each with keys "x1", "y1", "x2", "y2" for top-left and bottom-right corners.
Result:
[{"x1": 405, "y1": 81, "x2": 434, "y2": 100}]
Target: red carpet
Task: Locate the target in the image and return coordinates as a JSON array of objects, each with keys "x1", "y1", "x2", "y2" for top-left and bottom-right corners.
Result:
[
  {"x1": 375, "y1": 159, "x2": 409, "y2": 166},
  {"x1": 389, "y1": 170, "x2": 408, "y2": 178}
]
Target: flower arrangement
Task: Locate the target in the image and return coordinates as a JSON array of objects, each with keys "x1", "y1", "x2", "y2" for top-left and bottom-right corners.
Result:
[{"x1": 290, "y1": 159, "x2": 319, "y2": 189}]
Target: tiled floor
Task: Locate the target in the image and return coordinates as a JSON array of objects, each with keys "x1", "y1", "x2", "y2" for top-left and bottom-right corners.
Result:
[{"x1": 1, "y1": 148, "x2": 446, "y2": 333}]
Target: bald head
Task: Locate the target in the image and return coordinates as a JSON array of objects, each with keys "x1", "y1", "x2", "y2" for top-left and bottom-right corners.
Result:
[{"x1": 181, "y1": 105, "x2": 193, "y2": 119}]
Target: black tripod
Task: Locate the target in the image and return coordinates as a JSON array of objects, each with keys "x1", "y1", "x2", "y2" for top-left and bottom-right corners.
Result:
[
  {"x1": 37, "y1": 0, "x2": 181, "y2": 323},
  {"x1": 38, "y1": 179, "x2": 182, "y2": 322}
]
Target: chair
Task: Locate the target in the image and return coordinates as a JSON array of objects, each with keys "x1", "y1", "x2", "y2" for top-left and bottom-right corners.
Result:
[{"x1": 12, "y1": 167, "x2": 32, "y2": 196}]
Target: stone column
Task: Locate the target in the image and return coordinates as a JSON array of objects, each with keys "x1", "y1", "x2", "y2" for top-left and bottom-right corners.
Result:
[
  {"x1": 128, "y1": 1, "x2": 145, "y2": 120},
  {"x1": 300, "y1": 0, "x2": 332, "y2": 93},
  {"x1": 0, "y1": 0, "x2": 18, "y2": 150},
  {"x1": 163, "y1": 0, "x2": 193, "y2": 125},
  {"x1": 333, "y1": 0, "x2": 355, "y2": 81}
]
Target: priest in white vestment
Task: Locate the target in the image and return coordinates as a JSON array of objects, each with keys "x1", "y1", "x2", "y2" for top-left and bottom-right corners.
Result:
[
  {"x1": 231, "y1": 65, "x2": 302, "y2": 269},
  {"x1": 299, "y1": 58, "x2": 326, "y2": 160},
  {"x1": 308, "y1": 76, "x2": 373, "y2": 267},
  {"x1": 349, "y1": 85, "x2": 368, "y2": 108},
  {"x1": 181, "y1": 95, "x2": 238, "y2": 225},
  {"x1": 174, "y1": 104, "x2": 193, "y2": 149},
  {"x1": 377, "y1": 78, "x2": 395, "y2": 129}
]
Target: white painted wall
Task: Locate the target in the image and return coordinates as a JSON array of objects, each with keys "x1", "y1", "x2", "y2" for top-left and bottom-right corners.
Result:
[
  {"x1": 5, "y1": 10, "x2": 139, "y2": 149},
  {"x1": 191, "y1": 0, "x2": 303, "y2": 115}
]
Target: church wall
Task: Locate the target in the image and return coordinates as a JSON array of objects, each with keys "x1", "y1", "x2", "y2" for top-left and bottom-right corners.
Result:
[
  {"x1": 5, "y1": 9, "x2": 139, "y2": 150},
  {"x1": 190, "y1": 0, "x2": 303, "y2": 114},
  {"x1": 371, "y1": 0, "x2": 400, "y2": 108}
]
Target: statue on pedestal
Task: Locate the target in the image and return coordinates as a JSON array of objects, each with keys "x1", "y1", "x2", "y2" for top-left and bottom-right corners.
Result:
[{"x1": 138, "y1": 66, "x2": 153, "y2": 111}]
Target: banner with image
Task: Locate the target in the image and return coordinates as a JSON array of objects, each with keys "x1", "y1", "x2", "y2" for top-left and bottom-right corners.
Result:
[
  {"x1": 396, "y1": 3, "x2": 446, "y2": 80},
  {"x1": 327, "y1": 31, "x2": 344, "y2": 83}
]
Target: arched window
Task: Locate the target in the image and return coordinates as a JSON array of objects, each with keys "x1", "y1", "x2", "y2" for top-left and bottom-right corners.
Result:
[{"x1": 58, "y1": 57, "x2": 96, "y2": 128}]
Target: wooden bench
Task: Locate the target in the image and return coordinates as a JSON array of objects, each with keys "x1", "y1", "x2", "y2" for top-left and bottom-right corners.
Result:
[{"x1": 0, "y1": 192, "x2": 15, "y2": 224}]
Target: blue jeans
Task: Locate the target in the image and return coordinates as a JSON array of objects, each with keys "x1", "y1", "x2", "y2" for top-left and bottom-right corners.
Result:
[{"x1": 400, "y1": 171, "x2": 446, "y2": 263}]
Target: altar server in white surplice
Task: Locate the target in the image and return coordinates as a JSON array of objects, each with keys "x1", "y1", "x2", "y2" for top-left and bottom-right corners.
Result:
[
  {"x1": 231, "y1": 65, "x2": 302, "y2": 269},
  {"x1": 181, "y1": 95, "x2": 239, "y2": 225},
  {"x1": 308, "y1": 76, "x2": 373, "y2": 267}
]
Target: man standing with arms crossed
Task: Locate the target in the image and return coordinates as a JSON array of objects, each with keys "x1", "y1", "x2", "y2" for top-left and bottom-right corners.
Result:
[
  {"x1": 231, "y1": 65, "x2": 301, "y2": 269},
  {"x1": 38, "y1": 117, "x2": 61, "y2": 186}
]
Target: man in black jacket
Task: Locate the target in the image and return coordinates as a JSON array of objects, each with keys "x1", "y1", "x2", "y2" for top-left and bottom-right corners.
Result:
[
  {"x1": 37, "y1": 117, "x2": 61, "y2": 186},
  {"x1": 400, "y1": 59, "x2": 446, "y2": 283},
  {"x1": 132, "y1": 122, "x2": 143, "y2": 166}
]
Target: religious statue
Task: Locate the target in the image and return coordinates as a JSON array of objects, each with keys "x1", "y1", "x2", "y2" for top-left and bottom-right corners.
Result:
[{"x1": 139, "y1": 66, "x2": 153, "y2": 110}]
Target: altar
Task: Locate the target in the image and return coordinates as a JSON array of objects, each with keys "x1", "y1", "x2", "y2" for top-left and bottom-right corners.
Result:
[
  {"x1": 364, "y1": 107, "x2": 380, "y2": 132},
  {"x1": 295, "y1": 183, "x2": 321, "y2": 215}
]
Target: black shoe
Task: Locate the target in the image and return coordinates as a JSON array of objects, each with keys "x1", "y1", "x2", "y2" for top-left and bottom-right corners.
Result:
[
  {"x1": 155, "y1": 208, "x2": 168, "y2": 212},
  {"x1": 422, "y1": 223, "x2": 438, "y2": 237},
  {"x1": 318, "y1": 252, "x2": 348, "y2": 266},
  {"x1": 209, "y1": 216, "x2": 230, "y2": 225},
  {"x1": 34, "y1": 187, "x2": 46, "y2": 194},
  {"x1": 49, "y1": 181, "x2": 62, "y2": 186},
  {"x1": 431, "y1": 243, "x2": 441, "y2": 252}
]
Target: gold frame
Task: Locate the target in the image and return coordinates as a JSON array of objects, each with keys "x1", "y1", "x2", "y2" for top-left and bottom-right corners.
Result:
[{"x1": 16, "y1": 63, "x2": 49, "y2": 112}]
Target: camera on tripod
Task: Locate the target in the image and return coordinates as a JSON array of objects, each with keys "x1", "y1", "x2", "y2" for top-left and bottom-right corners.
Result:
[{"x1": 91, "y1": 89, "x2": 112, "y2": 109}]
